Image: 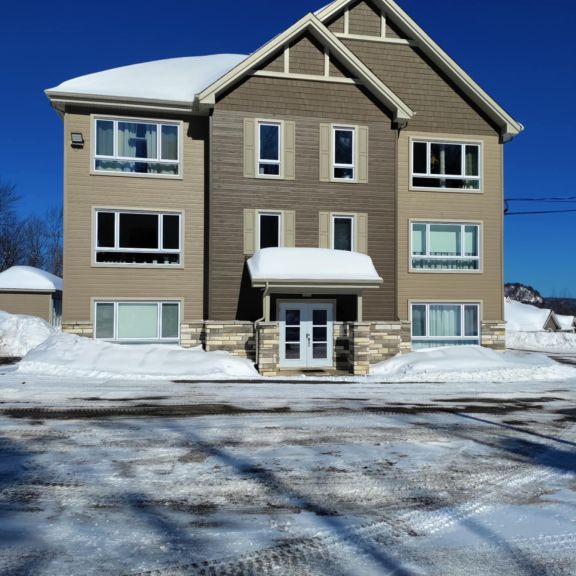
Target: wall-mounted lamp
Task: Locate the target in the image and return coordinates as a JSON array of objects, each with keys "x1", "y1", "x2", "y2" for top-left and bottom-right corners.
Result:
[{"x1": 70, "y1": 132, "x2": 84, "y2": 148}]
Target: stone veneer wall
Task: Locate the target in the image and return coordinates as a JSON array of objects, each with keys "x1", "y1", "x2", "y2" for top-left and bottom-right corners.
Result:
[
  {"x1": 62, "y1": 322, "x2": 94, "y2": 338},
  {"x1": 334, "y1": 321, "x2": 351, "y2": 371},
  {"x1": 481, "y1": 321, "x2": 506, "y2": 351},
  {"x1": 349, "y1": 322, "x2": 372, "y2": 375},
  {"x1": 368, "y1": 321, "x2": 412, "y2": 364},
  {"x1": 257, "y1": 322, "x2": 280, "y2": 377},
  {"x1": 203, "y1": 321, "x2": 256, "y2": 361},
  {"x1": 180, "y1": 322, "x2": 205, "y2": 349}
]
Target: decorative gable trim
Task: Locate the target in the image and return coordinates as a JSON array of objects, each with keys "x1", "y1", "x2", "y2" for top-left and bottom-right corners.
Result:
[
  {"x1": 317, "y1": 0, "x2": 524, "y2": 141},
  {"x1": 197, "y1": 13, "x2": 414, "y2": 122}
]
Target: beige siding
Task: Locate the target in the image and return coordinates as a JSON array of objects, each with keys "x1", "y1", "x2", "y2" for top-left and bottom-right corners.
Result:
[
  {"x1": 0, "y1": 292, "x2": 53, "y2": 322},
  {"x1": 212, "y1": 76, "x2": 397, "y2": 321},
  {"x1": 343, "y1": 40, "x2": 499, "y2": 135},
  {"x1": 327, "y1": 13, "x2": 345, "y2": 34},
  {"x1": 289, "y1": 33, "x2": 325, "y2": 76},
  {"x1": 397, "y1": 131, "x2": 504, "y2": 322},
  {"x1": 260, "y1": 52, "x2": 284, "y2": 73},
  {"x1": 63, "y1": 108, "x2": 205, "y2": 324},
  {"x1": 349, "y1": 0, "x2": 382, "y2": 37},
  {"x1": 386, "y1": 20, "x2": 406, "y2": 40}
]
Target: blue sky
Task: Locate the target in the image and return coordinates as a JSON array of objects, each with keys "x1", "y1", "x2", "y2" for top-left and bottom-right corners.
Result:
[{"x1": 1, "y1": 0, "x2": 574, "y2": 295}]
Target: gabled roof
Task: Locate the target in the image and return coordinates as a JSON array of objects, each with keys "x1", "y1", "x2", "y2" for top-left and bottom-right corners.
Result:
[
  {"x1": 0, "y1": 266, "x2": 62, "y2": 293},
  {"x1": 316, "y1": 0, "x2": 523, "y2": 141},
  {"x1": 198, "y1": 13, "x2": 414, "y2": 121}
]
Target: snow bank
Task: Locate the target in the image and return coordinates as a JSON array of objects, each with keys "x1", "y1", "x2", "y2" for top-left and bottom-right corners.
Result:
[
  {"x1": 507, "y1": 331, "x2": 576, "y2": 353},
  {"x1": 247, "y1": 248, "x2": 383, "y2": 283},
  {"x1": 17, "y1": 332, "x2": 258, "y2": 380},
  {"x1": 505, "y1": 299, "x2": 555, "y2": 332},
  {"x1": 0, "y1": 311, "x2": 54, "y2": 357},
  {"x1": 0, "y1": 266, "x2": 62, "y2": 292},
  {"x1": 371, "y1": 345, "x2": 575, "y2": 382}
]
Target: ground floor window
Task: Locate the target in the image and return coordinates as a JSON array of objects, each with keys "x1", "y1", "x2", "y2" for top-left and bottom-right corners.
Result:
[
  {"x1": 411, "y1": 303, "x2": 480, "y2": 350},
  {"x1": 95, "y1": 301, "x2": 180, "y2": 342}
]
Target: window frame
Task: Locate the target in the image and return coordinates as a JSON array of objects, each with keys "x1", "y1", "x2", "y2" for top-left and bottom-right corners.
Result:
[
  {"x1": 409, "y1": 221, "x2": 482, "y2": 273},
  {"x1": 410, "y1": 138, "x2": 482, "y2": 192},
  {"x1": 332, "y1": 125, "x2": 356, "y2": 182},
  {"x1": 257, "y1": 210, "x2": 283, "y2": 250},
  {"x1": 256, "y1": 120, "x2": 283, "y2": 179},
  {"x1": 410, "y1": 302, "x2": 481, "y2": 348},
  {"x1": 92, "y1": 115, "x2": 182, "y2": 179},
  {"x1": 93, "y1": 209, "x2": 183, "y2": 268},
  {"x1": 331, "y1": 214, "x2": 355, "y2": 252},
  {"x1": 94, "y1": 300, "x2": 181, "y2": 343}
]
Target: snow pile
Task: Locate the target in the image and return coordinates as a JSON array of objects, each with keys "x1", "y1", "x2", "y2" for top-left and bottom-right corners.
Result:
[
  {"x1": 17, "y1": 332, "x2": 258, "y2": 380},
  {"x1": 0, "y1": 311, "x2": 54, "y2": 357},
  {"x1": 0, "y1": 266, "x2": 62, "y2": 292},
  {"x1": 507, "y1": 331, "x2": 576, "y2": 353},
  {"x1": 47, "y1": 54, "x2": 247, "y2": 103},
  {"x1": 505, "y1": 299, "x2": 556, "y2": 332},
  {"x1": 371, "y1": 345, "x2": 575, "y2": 382},
  {"x1": 248, "y1": 248, "x2": 383, "y2": 283}
]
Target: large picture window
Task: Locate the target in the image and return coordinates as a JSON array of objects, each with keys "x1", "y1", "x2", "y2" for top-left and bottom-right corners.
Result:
[
  {"x1": 411, "y1": 222, "x2": 480, "y2": 271},
  {"x1": 94, "y1": 118, "x2": 180, "y2": 176},
  {"x1": 411, "y1": 303, "x2": 480, "y2": 350},
  {"x1": 412, "y1": 140, "x2": 481, "y2": 190},
  {"x1": 258, "y1": 121, "x2": 281, "y2": 177},
  {"x1": 333, "y1": 127, "x2": 355, "y2": 180},
  {"x1": 95, "y1": 210, "x2": 181, "y2": 265},
  {"x1": 95, "y1": 301, "x2": 180, "y2": 342}
]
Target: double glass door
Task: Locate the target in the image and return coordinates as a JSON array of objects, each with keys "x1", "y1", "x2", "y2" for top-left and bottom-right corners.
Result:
[{"x1": 279, "y1": 303, "x2": 333, "y2": 369}]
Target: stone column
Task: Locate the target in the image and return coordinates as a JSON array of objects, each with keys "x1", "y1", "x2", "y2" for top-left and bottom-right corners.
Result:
[
  {"x1": 481, "y1": 321, "x2": 506, "y2": 351},
  {"x1": 349, "y1": 322, "x2": 371, "y2": 376},
  {"x1": 257, "y1": 322, "x2": 280, "y2": 377},
  {"x1": 400, "y1": 320, "x2": 412, "y2": 354},
  {"x1": 180, "y1": 321, "x2": 205, "y2": 349}
]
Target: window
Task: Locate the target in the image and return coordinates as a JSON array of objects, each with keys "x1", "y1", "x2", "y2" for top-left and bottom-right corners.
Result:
[
  {"x1": 411, "y1": 222, "x2": 480, "y2": 271},
  {"x1": 94, "y1": 118, "x2": 180, "y2": 176},
  {"x1": 333, "y1": 127, "x2": 355, "y2": 180},
  {"x1": 95, "y1": 301, "x2": 180, "y2": 342},
  {"x1": 412, "y1": 140, "x2": 481, "y2": 190},
  {"x1": 332, "y1": 215, "x2": 354, "y2": 251},
  {"x1": 258, "y1": 121, "x2": 281, "y2": 177},
  {"x1": 95, "y1": 210, "x2": 181, "y2": 265},
  {"x1": 411, "y1": 303, "x2": 480, "y2": 350},
  {"x1": 258, "y1": 212, "x2": 282, "y2": 249}
]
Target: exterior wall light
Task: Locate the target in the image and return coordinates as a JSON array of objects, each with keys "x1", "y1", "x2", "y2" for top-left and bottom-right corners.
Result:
[{"x1": 71, "y1": 132, "x2": 84, "y2": 148}]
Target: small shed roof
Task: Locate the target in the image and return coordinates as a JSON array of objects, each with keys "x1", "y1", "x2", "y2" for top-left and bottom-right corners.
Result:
[
  {"x1": 0, "y1": 266, "x2": 63, "y2": 293},
  {"x1": 505, "y1": 299, "x2": 560, "y2": 332},
  {"x1": 247, "y1": 248, "x2": 383, "y2": 286}
]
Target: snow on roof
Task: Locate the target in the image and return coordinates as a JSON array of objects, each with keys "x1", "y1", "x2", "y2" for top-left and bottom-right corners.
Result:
[
  {"x1": 47, "y1": 54, "x2": 248, "y2": 103},
  {"x1": 247, "y1": 248, "x2": 383, "y2": 284},
  {"x1": 0, "y1": 266, "x2": 62, "y2": 293},
  {"x1": 556, "y1": 314, "x2": 575, "y2": 331},
  {"x1": 505, "y1": 299, "x2": 557, "y2": 332}
]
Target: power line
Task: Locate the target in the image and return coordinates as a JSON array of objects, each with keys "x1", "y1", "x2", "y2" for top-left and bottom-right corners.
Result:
[
  {"x1": 506, "y1": 196, "x2": 576, "y2": 202},
  {"x1": 505, "y1": 208, "x2": 576, "y2": 215}
]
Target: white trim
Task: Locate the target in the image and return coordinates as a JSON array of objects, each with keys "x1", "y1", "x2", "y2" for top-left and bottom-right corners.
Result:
[
  {"x1": 324, "y1": 47, "x2": 330, "y2": 77},
  {"x1": 381, "y1": 13, "x2": 387, "y2": 38},
  {"x1": 94, "y1": 300, "x2": 181, "y2": 343},
  {"x1": 257, "y1": 211, "x2": 284, "y2": 250},
  {"x1": 331, "y1": 214, "x2": 355, "y2": 252},
  {"x1": 334, "y1": 32, "x2": 411, "y2": 45},
  {"x1": 256, "y1": 119, "x2": 283, "y2": 179},
  {"x1": 332, "y1": 125, "x2": 356, "y2": 182},
  {"x1": 284, "y1": 45, "x2": 290, "y2": 74},
  {"x1": 344, "y1": 9, "x2": 350, "y2": 34},
  {"x1": 252, "y1": 70, "x2": 358, "y2": 84}
]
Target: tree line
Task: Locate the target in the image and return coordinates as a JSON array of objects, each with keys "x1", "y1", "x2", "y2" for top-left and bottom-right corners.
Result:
[{"x1": 0, "y1": 179, "x2": 63, "y2": 276}]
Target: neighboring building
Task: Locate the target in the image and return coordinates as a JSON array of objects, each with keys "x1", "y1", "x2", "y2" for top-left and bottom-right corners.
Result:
[
  {"x1": 46, "y1": 0, "x2": 522, "y2": 375},
  {"x1": 505, "y1": 299, "x2": 561, "y2": 333},
  {"x1": 0, "y1": 266, "x2": 62, "y2": 326}
]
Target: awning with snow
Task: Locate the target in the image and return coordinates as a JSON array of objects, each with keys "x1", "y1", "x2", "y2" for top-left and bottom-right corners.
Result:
[
  {"x1": 247, "y1": 248, "x2": 383, "y2": 288},
  {"x1": 0, "y1": 266, "x2": 63, "y2": 293}
]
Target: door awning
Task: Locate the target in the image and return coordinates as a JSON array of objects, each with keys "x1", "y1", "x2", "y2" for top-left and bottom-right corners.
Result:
[{"x1": 247, "y1": 248, "x2": 383, "y2": 288}]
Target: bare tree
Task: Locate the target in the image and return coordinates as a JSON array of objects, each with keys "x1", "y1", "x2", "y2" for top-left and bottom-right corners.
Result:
[
  {"x1": 22, "y1": 216, "x2": 47, "y2": 269},
  {"x1": 44, "y1": 206, "x2": 63, "y2": 277},
  {"x1": 0, "y1": 180, "x2": 23, "y2": 272}
]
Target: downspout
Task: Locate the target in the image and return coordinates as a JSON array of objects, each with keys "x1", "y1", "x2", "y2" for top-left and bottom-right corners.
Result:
[{"x1": 254, "y1": 282, "x2": 270, "y2": 368}]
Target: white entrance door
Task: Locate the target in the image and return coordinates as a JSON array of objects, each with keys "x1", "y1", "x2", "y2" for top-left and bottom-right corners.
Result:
[{"x1": 279, "y1": 303, "x2": 333, "y2": 369}]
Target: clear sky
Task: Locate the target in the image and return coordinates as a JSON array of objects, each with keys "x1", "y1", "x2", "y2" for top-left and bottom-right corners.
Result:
[{"x1": 1, "y1": 0, "x2": 574, "y2": 295}]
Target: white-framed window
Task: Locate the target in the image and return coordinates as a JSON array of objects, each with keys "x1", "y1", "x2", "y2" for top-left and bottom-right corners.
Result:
[
  {"x1": 411, "y1": 222, "x2": 480, "y2": 271},
  {"x1": 257, "y1": 211, "x2": 283, "y2": 250},
  {"x1": 332, "y1": 215, "x2": 355, "y2": 251},
  {"x1": 411, "y1": 140, "x2": 481, "y2": 190},
  {"x1": 258, "y1": 121, "x2": 282, "y2": 177},
  {"x1": 95, "y1": 301, "x2": 180, "y2": 342},
  {"x1": 411, "y1": 303, "x2": 480, "y2": 350},
  {"x1": 95, "y1": 210, "x2": 181, "y2": 266},
  {"x1": 333, "y1": 126, "x2": 355, "y2": 180},
  {"x1": 94, "y1": 118, "x2": 180, "y2": 176}
]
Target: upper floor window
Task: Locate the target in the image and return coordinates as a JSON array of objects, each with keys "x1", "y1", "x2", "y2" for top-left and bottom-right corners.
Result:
[
  {"x1": 411, "y1": 222, "x2": 480, "y2": 271},
  {"x1": 94, "y1": 118, "x2": 180, "y2": 176},
  {"x1": 332, "y1": 215, "x2": 355, "y2": 251},
  {"x1": 412, "y1": 140, "x2": 481, "y2": 190},
  {"x1": 258, "y1": 211, "x2": 283, "y2": 249},
  {"x1": 258, "y1": 121, "x2": 281, "y2": 177},
  {"x1": 95, "y1": 209, "x2": 181, "y2": 266},
  {"x1": 333, "y1": 127, "x2": 355, "y2": 180}
]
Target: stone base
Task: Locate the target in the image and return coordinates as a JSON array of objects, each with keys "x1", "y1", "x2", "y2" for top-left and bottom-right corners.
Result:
[
  {"x1": 481, "y1": 321, "x2": 506, "y2": 351},
  {"x1": 62, "y1": 322, "x2": 94, "y2": 338},
  {"x1": 257, "y1": 322, "x2": 279, "y2": 377}
]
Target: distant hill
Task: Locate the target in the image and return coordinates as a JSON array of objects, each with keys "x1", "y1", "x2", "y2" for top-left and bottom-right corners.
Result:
[{"x1": 505, "y1": 283, "x2": 576, "y2": 316}]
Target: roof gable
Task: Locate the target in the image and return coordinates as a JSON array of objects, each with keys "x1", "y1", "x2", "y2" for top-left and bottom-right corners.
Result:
[
  {"x1": 316, "y1": 0, "x2": 523, "y2": 140},
  {"x1": 198, "y1": 14, "x2": 413, "y2": 122}
]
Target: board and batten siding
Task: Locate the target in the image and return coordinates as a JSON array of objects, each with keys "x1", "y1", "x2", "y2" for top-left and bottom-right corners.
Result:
[
  {"x1": 396, "y1": 131, "x2": 504, "y2": 322},
  {"x1": 0, "y1": 292, "x2": 53, "y2": 323},
  {"x1": 210, "y1": 76, "x2": 397, "y2": 322},
  {"x1": 62, "y1": 107, "x2": 205, "y2": 324}
]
